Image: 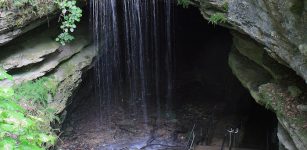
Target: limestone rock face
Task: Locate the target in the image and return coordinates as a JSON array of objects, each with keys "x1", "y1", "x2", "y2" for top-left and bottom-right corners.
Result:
[
  {"x1": 49, "y1": 45, "x2": 97, "y2": 114},
  {"x1": 228, "y1": 35, "x2": 307, "y2": 149},
  {"x1": 0, "y1": 23, "x2": 96, "y2": 113},
  {"x1": 195, "y1": 0, "x2": 307, "y2": 149},
  {"x1": 196, "y1": 0, "x2": 307, "y2": 83},
  {"x1": 0, "y1": 3, "x2": 58, "y2": 45},
  {"x1": 0, "y1": 30, "x2": 60, "y2": 70}
]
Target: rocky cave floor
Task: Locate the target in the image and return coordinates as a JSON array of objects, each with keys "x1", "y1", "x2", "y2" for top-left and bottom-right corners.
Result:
[{"x1": 55, "y1": 80, "x2": 274, "y2": 150}]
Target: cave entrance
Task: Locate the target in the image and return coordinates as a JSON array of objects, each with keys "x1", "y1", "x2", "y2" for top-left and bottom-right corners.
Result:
[{"x1": 57, "y1": 4, "x2": 278, "y2": 150}]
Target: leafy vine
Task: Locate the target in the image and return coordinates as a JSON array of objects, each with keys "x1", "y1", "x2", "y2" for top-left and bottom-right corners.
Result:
[{"x1": 55, "y1": 0, "x2": 82, "y2": 45}]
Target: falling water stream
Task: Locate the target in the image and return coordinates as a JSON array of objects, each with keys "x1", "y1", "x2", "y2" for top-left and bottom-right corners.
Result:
[
  {"x1": 88, "y1": 1, "x2": 177, "y2": 149},
  {"x1": 91, "y1": 0, "x2": 174, "y2": 126}
]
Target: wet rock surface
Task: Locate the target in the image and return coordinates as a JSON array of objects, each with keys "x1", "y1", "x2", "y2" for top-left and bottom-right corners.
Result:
[{"x1": 193, "y1": 0, "x2": 307, "y2": 148}]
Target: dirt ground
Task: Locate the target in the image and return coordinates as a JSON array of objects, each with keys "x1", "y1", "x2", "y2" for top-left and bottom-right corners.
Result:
[
  {"x1": 56, "y1": 95, "x2": 250, "y2": 150},
  {"x1": 56, "y1": 75, "x2": 276, "y2": 150}
]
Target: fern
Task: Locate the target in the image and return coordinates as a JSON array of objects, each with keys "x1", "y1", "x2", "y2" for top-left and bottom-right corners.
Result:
[
  {"x1": 209, "y1": 13, "x2": 227, "y2": 25},
  {"x1": 14, "y1": 77, "x2": 58, "y2": 106}
]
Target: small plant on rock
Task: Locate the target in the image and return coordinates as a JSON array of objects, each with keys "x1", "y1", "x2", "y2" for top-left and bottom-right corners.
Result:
[
  {"x1": 177, "y1": 0, "x2": 190, "y2": 8},
  {"x1": 14, "y1": 77, "x2": 58, "y2": 106},
  {"x1": 55, "y1": 0, "x2": 82, "y2": 45},
  {"x1": 209, "y1": 13, "x2": 227, "y2": 25},
  {"x1": 0, "y1": 0, "x2": 83, "y2": 45}
]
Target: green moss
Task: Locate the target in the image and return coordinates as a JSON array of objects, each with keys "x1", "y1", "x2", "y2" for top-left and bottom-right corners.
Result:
[
  {"x1": 258, "y1": 85, "x2": 284, "y2": 116},
  {"x1": 258, "y1": 83, "x2": 307, "y2": 139}
]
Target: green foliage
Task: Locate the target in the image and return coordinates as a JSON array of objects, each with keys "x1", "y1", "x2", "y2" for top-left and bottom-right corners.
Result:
[
  {"x1": 0, "y1": 69, "x2": 57, "y2": 150},
  {"x1": 14, "y1": 77, "x2": 58, "y2": 106},
  {"x1": 0, "y1": 68, "x2": 13, "y2": 81},
  {"x1": 55, "y1": 0, "x2": 82, "y2": 45},
  {"x1": 0, "y1": 0, "x2": 82, "y2": 45},
  {"x1": 209, "y1": 13, "x2": 227, "y2": 25},
  {"x1": 0, "y1": 87, "x2": 14, "y2": 100},
  {"x1": 177, "y1": 0, "x2": 190, "y2": 8}
]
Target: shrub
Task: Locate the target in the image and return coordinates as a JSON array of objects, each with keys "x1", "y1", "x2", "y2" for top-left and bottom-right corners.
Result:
[
  {"x1": 14, "y1": 77, "x2": 58, "y2": 106},
  {"x1": 0, "y1": 69, "x2": 57, "y2": 149},
  {"x1": 55, "y1": 0, "x2": 82, "y2": 45}
]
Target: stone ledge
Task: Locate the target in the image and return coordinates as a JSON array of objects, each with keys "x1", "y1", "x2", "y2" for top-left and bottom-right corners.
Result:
[{"x1": 49, "y1": 45, "x2": 97, "y2": 114}]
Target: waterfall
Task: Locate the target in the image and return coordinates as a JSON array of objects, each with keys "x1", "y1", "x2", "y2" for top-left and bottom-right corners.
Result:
[
  {"x1": 91, "y1": 0, "x2": 121, "y2": 125},
  {"x1": 91, "y1": 0, "x2": 174, "y2": 126}
]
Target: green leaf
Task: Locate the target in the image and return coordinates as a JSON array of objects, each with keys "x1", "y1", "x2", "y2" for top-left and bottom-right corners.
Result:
[
  {"x1": 0, "y1": 68, "x2": 13, "y2": 81},
  {"x1": 0, "y1": 99, "x2": 24, "y2": 112},
  {"x1": 0, "y1": 137, "x2": 16, "y2": 150},
  {"x1": 0, "y1": 123, "x2": 16, "y2": 133},
  {"x1": 2, "y1": 110, "x2": 35, "y2": 130},
  {"x1": 0, "y1": 88, "x2": 14, "y2": 99},
  {"x1": 16, "y1": 142, "x2": 43, "y2": 150},
  {"x1": 55, "y1": 0, "x2": 82, "y2": 45}
]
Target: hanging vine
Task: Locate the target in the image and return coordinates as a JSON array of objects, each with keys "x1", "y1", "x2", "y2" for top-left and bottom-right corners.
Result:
[{"x1": 55, "y1": 0, "x2": 83, "y2": 45}]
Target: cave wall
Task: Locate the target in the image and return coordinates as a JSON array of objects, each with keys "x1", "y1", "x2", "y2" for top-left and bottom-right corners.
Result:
[
  {"x1": 193, "y1": 0, "x2": 307, "y2": 149},
  {"x1": 0, "y1": 20, "x2": 96, "y2": 115}
]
